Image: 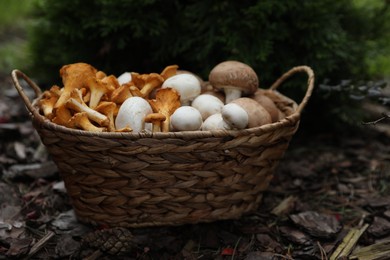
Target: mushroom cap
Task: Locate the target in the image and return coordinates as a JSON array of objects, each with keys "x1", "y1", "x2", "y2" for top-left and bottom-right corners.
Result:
[
  {"x1": 191, "y1": 94, "x2": 224, "y2": 120},
  {"x1": 170, "y1": 106, "x2": 203, "y2": 131},
  {"x1": 208, "y1": 60, "x2": 259, "y2": 95},
  {"x1": 117, "y1": 72, "x2": 132, "y2": 85},
  {"x1": 201, "y1": 113, "x2": 231, "y2": 131},
  {"x1": 115, "y1": 97, "x2": 153, "y2": 132},
  {"x1": 231, "y1": 97, "x2": 272, "y2": 128},
  {"x1": 221, "y1": 103, "x2": 249, "y2": 129},
  {"x1": 251, "y1": 89, "x2": 281, "y2": 122},
  {"x1": 161, "y1": 74, "x2": 201, "y2": 104}
]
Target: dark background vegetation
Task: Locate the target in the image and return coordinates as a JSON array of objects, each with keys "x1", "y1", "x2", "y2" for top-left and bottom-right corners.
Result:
[{"x1": 22, "y1": 0, "x2": 390, "y2": 132}]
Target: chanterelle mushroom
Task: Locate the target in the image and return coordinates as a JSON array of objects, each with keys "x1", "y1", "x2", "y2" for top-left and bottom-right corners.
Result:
[
  {"x1": 65, "y1": 89, "x2": 109, "y2": 127},
  {"x1": 161, "y1": 74, "x2": 201, "y2": 105},
  {"x1": 68, "y1": 112, "x2": 106, "y2": 132},
  {"x1": 55, "y1": 62, "x2": 98, "y2": 108},
  {"x1": 148, "y1": 88, "x2": 181, "y2": 132},
  {"x1": 208, "y1": 60, "x2": 259, "y2": 103}
]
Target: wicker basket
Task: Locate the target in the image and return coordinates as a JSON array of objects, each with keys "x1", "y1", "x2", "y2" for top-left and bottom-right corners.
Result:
[{"x1": 11, "y1": 66, "x2": 314, "y2": 228}]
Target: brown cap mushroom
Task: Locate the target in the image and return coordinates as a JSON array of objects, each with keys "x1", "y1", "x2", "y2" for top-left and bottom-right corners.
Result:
[
  {"x1": 231, "y1": 97, "x2": 271, "y2": 128},
  {"x1": 251, "y1": 89, "x2": 281, "y2": 122},
  {"x1": 208, "y1": 60, "x2": 259, "y2": 103}
]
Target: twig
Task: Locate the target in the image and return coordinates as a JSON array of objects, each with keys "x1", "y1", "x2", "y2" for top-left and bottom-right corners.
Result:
[
  {"x1": 362, "y1": 112, "x2": 390, "y2": 125},
  {"x1": 330, "y1": 223, "x2": 369, "y2": 260},
  {"x1": 24, "y1": 230, "x2": 55, "y2": 259},
  {"x1": 231, "y1": 236, "x2": 242, "y2": 260}
]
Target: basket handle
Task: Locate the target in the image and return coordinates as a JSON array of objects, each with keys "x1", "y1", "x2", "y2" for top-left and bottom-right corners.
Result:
[
  {"x1": 269, "y1": 65, "x2": 315, "y2": 114},
  {"x1": 11, "y1": 69, "x2": 43, "y2": 115}
]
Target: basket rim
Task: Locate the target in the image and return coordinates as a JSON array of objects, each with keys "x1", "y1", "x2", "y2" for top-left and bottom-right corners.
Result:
[
  {"x1": 31, "y1": 102, "x2": 301, "y2": 140},
  {"x1": 11, "y1": 65, "x2": 314, "y2": 140}
]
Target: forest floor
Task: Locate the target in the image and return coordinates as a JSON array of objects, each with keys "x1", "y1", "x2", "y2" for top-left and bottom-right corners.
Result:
[{"x1": 1, "y1": 73, "x2": 390, "y2": 260}]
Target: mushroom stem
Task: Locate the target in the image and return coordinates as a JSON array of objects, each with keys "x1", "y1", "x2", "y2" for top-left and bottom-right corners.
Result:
[
  {"x1": 144, "y1": 113, "x2": 166, "y2": 132},
  {"x1": 66, "y1": 89, "x2": 109, "y2": 126},
  {"x1": 224, "y1": 88, "x2": 242, "y2": 103},
  {"x1": 68, "y1": 112, "x2": 106, "y2": 132}
]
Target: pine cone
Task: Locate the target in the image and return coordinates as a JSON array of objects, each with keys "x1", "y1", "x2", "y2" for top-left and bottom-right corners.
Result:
[{"x1": 82, "y1": 227, "x2": 136, "y2": 255}]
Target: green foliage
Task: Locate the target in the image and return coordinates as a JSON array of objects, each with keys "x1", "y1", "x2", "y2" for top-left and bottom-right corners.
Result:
[
  {"x1": 0, "y1": 0, "x2": 34, "y2": 74},
  {"x1": 28, "y1": 0, "x2": 390, "y2": 130}
]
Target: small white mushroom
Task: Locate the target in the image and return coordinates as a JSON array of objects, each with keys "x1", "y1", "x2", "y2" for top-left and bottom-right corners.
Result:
[
  {"x1": 115, "y1": 97, "x2": 153, "y2": 132},
  {"x1": 201, "y1": 113, "x2": 231, "y2": 131},
  {"x1": 162, "y1": 74, "x2": 201, "y2": 105},
  {"x1": 170, "y1": 106, "x2": 203, "y2": 131},
  {"x1": 221, "y1": 103, "x2": 249, "y2": 129},
  {"x1": 191, "y1": 94, "x2": 224, "y2": 120},
  {"x1": 117, "y1": 72, "x2": 132, "y2": 85}
]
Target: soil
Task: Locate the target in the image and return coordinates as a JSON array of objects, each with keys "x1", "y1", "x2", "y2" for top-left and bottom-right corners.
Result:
[{"x1": 1, "y1": 73, "x2": 390, "y2": 260}]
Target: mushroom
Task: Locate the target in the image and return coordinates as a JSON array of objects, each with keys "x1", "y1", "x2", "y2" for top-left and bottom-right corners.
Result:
[
  {"x1": 52, "y1": 104, "x2": 72, "y2": 127},
  {"x1": 55, "y1": 62, "x2": 98, "y2": 108},
  {"x1": 39, "y1": 90, "x2": 59, "y2": 119},
  {"x1": 208, "y1": 60, "x2": 259, "y2": 103},
  {"x1": 68, "y1": 112, "x2": 106, "y2": 132},
  {"x1": 95, "y1": 101, "x2": 117, "y2": 132},
  {"x1": 117, "y1": 72, "x2": 132, "y2": 85},
  {"x1": 115, "y1": 96, "x2": 153, "y2": 132},
  {"x1": 170, "y1": 106, "x2": 203, "y2": 131},
  {"x1": 191, "y1": 94, "x2": 224, "y2": 120},
  {"x1": 96, "y1": 70, "x2": 107, "y2": 80},
  {"x1": 65, "y1": 89, "x2": 109, "y2": 127},
  {"x1": 110, "y1": 83, "x2": 134, "y2": 104},
  {"x1": 85, "y1": 77, "x2": 115, "y2": 109},
  {"x1": 161, "y1": 74, "x2": 201, "y2": 105},
  {"x1": 144, "y1": 113, "x2": 166, "y2": 132},
  {"x1": 251, "y1": 89, "x2": 281, "y2": 122},
  {"x1": 230, "y1": 97, "x2": 272, "y2": 128},
  {"x1": 160, "y1": 65, "x2": 179, "y2": 80},
  {"x1": 221, "y1": 103, "x2": 249, "y2": 129},
  {"x1": 148, "y1": 88, "x2": 181, "y2": 132},
  {"x1": 201, "y1": 113, "x2": 231, "y2": 131},
  {"x1": 131, "y1": 72, "x2": 164, "y2": 98}
]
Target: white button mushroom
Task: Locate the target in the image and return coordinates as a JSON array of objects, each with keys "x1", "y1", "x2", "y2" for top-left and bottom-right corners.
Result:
[
  {"x1": 161, "y1": 74, "x2": 201, "y2": 105},
  {"x1": 115, "y1": 97, "x2": 153, "y2": 132},
  {"x1": 170, "y1": 106, "x2": 203, "y2": 131},
  {"x1": 201, "y1": 113, "x2": 231, "y2": 131},
  {"x1": 208, "y1": 60, "x2": 259, "y2": 103},
  {"x1": 117, "y1": 72, "x2": 132, "y2": 85},
  {"x1": 221, "y1": 103, "x2": 249, "y2": 129},
  {"x1": 191, "y1": 94, "x2": 224, "y2": 120}
]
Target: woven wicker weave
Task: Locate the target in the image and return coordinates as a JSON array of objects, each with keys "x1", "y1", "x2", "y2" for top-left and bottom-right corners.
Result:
[{"x1": 11, "y1": 66, "x2": 314, "y2": 228}]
